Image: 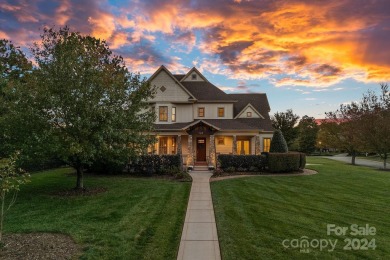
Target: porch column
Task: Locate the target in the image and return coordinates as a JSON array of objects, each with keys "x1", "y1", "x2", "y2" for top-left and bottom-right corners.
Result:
[
  {"x1": 255, "y1": 135, "x2": 261, "y2": 155},
  {"x1": 209, "y1": 135, "x2": 216, "y2": 167},
  {"x1": 177, "y1": 135, "x2": 182, "y2": 155},
  {"x1": 232, "y1": 135, "x2": 237, "y2": 155},
  {"x1": 187, "y1": 135, "x2": 194, "y2": 166}
]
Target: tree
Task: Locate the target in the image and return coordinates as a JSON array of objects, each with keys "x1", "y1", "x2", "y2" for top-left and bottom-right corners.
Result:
[
  {"x1": 271, "y1": 109, "x2": 300, "y2": 149},
  {"x1": 0, "y1": 153, "x2": 30, "y2": 243},
  {"x1": 0, "y1": 39, "x2": 32, "y2": 159},
  {"x1": 297, "y1": 116, "x2": 319, "y2": 154},
  {"x1": 355, "y1": 84, "x2": 390, "y2": 169},
  {"x1": 269, "y1": 130, "x2": 288, "y2": 153},
  {"x1": 16, "y1": 27, "x2": 156, "y2": 189}
]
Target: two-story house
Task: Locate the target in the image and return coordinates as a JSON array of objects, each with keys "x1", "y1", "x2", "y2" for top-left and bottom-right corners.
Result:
[{"x1": 147, "y1": 65, "x2": 274, "y2": 168}]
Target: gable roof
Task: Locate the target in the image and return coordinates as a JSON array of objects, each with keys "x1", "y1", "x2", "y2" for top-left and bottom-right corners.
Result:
[
  {"x1": 228, "y1": 93, "x2": 271, "y2": 118},
  {"x1": 234, "y1": 103, "x2": 264, "y2": 119},
  {"x1": 180, "y1": 67, "x2": 209, "y2": 82},
  {"x1": 181, "y1": 81, "x2": 235, "y2": 101},
  {"x1": 148, "y1": 65, "x2": 197, "y2": 100}
]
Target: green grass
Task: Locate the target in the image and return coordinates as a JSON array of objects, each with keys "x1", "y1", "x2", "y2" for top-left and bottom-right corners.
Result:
[
  {"x1": 5, "y1": 168, "x2": 191, "y2": 259},
  {"x1": 358, "y1": 155, "x2": 385, "y2": 163},
  {"x1": 211, "y1": 157, "x2": 390, "y2": 259}
]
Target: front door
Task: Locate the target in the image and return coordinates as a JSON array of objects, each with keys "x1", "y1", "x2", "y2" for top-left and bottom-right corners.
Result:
[{"x1": 196, "y1": 137, "x2": 206, "y2": 161}]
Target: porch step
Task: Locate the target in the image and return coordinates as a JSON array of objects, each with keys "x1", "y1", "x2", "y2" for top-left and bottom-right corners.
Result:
[{"x1": 193, "y1": 166, "x2": 212, "y2": 172}]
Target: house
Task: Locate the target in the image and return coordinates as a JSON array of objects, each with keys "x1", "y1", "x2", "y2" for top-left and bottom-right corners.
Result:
[{"x1": 147, "y1": 65, "x2": 274, "y2": 168}]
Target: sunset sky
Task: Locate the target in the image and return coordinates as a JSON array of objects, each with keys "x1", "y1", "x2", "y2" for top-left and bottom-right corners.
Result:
[{"x1": 1, "y1": 0, "x2": 389, "y2": 118}]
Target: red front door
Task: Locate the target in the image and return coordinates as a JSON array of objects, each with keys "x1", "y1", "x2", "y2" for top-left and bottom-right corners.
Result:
[{"x1": 196, "y1": 138, "x2": 206, "y2": 161}]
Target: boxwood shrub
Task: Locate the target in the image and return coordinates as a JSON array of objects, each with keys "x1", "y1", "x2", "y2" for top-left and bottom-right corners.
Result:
[
  {"x1": 218, "y1": 154, "x2": 266, "y2": 171},
  {"x1": 268, "y1": 152, "x2": 303, "y2": 173},
  {"x1": 129, "y1": 154, "x2": 182, "y2": 175}
]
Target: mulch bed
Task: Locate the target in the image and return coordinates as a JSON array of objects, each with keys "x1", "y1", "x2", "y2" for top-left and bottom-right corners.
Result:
[{"x1": 0, "y1": 233, "x2": 81, "y2": 260}]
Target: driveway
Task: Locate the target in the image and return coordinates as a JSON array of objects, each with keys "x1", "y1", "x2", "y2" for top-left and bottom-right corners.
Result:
[{"x1": 324, "y1": 155, "x2": 386, "y2": 169}]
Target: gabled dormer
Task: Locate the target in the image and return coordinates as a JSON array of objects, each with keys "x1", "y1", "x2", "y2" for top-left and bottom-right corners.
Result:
[
  {"x1": 181, "y1": 67, "x2": 208, "y2": 82},
  {"x1": 234, "y1": 103, "x2": 264, "y2": 119}
]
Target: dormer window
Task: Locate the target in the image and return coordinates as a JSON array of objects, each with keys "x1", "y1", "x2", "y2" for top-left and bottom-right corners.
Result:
[
  {"x1": 218, "y1": 107, "x2": 224, "y2": 117},
  {"x1": 191, "y1": 74, "x2": 197, "y2": 80},
  {"x1": 247, "y1": 112, "x2": 252, "y2": 117}
]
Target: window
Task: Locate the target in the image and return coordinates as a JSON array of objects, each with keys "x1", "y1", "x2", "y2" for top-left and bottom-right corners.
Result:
[
  {"x1": 171, "y1": 107, "x2": 176, "y2": 122},
  {"x1": 247, "y1": 112, "x2": 252, "y2": 117},
  {"x1": 159, "y1": 137, "x2": 168, "y2": 154},
  {"x1": 217, "y1": 137, "x2": 225, "y2": 145},
  {"x1": 159, "y1": 106, "x2": 168, "y2": 121},
  {"x1": 237, "y1": 140, "x2": 250, "y2": 155},
  {"x1": 171, "y1": 137, "x2": 176, "y2": 154},
  {"x1": 263, "y1": 138, "x2": 271, "y2": 152},
  {"x1": 218, "y1": 107, "x2": 224, "y2": 117},
  {"x1": 198, "y1": 107, "x2": 205, "y2": 117},
  {"x1": 192, "y1": 74, "x2": 197, "y2": 80}
]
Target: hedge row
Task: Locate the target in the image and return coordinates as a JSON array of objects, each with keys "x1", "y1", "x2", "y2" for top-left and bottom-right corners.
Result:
[
  {"x1": 129, "y1": 154, "x2": 182, "y2": 175},
  {"x1": 217, "y1": 152, "x2": 306, "y2": 173},
  {"x1": 218, "y1": 154, "x2": 266, "y2": 171},
  {"x1": 267, "y1": 152, "x2": 306, "y2": 173}
]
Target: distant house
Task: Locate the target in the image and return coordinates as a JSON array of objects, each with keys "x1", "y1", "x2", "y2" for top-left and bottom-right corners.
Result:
[{"x1": 147, "y1": 65, "x2": 274, "y2": 168}]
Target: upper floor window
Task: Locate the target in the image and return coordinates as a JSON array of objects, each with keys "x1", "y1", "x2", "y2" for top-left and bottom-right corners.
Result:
[
  {"x1": 198, "y1": 107, "x2": 205, "y2": 117},
  {"x1": 218, "y1": 107, "x2": 224, "y2": 117},
  {"x1": 172, "y1": 107, "x2": 176, "y2": 122},
  {"x1": 159, "y1": 106, "x2": 168, "y2": 121},
  {"x1": 192, "y1": 74, "x2": 197, "y2": 80},
  {"x1": 247, "y1": 112, "x2": 252, "y2": 117}
]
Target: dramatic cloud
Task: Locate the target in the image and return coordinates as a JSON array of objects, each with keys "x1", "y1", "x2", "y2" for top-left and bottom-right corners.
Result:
[{"x1": 1, "y1": 0, "x2": 389, "y2": 86}]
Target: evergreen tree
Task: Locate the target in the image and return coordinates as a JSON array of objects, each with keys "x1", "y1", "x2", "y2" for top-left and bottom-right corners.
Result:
[{"x1": 269, "y1": 130, "x2": 288, "y2": 153}]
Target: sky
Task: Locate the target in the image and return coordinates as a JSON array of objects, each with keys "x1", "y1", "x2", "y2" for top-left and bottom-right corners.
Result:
[{"x1": 1, "y1": 0, "x2": 389, "y2": 118}]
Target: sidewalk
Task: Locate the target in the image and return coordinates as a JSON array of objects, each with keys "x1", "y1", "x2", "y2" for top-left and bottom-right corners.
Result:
[
  {"x1": 177, "y1": 171, "x2": 221, "y2": 260},
  {"x1": 324, "y1": 155, "x2": 386, "y2": 169}
]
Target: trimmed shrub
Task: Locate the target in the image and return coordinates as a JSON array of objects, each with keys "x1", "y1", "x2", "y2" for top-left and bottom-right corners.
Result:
[
  {"x1": 269, "y1": 130, "x2": 288, "y2": 153},
  {"x1": 225, "y1": 167, "x2": 236, "y2": 173},
  {"x1": 129, "y1": 154, "x2": 182, "y2": 175},
  {"x1": 268, "y1": 152, "x2": 301, "y2": 173},
  {"x1": 218, "y1": 154, "x2": 266, "y2": 171}
]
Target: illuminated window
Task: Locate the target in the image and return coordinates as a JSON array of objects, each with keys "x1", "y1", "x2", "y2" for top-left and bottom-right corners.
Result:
[
  {"x1": 159, "y1": 137, "x2": 168, "y2": 154},
  {"x1": 247, "y1": 112, "x2": 252, "y2": 117},
  {"x1": 263, "y1": 138, "x2": 271, "y2": 152},
  {"x1": 217, "y1": 137, "x2": 225, "y2": 145},
  {"x1": 171, "y1": 137, "x2": 176, "y2": 154},
  {"x1": 237, "y1": 140, "x2": 250, "y2": 155},
  {"x1": 218, "y1": 107, "x2": 224, "y2": 117},
  {"x1": 198, "y1": 107, "x2": 205, "y2": 117},
  {"x1": 172, "y1": 107, "x2": 176, "y2": 122},
  {"x1": 159, "y1": 106, "x2": 168, "y2": 121}
]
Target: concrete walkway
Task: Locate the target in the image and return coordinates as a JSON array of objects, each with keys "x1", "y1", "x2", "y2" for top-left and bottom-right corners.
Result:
[
  {"x1": 324, "y1": 155, "x2": 386, "y2": 169},
  {"x1": 177, "y1": 170, "x2": 221, "y2": 260}
]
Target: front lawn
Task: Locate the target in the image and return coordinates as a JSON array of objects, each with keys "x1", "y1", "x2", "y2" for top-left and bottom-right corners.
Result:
[
  {"x1": 211, "y1": 157, "x2": 390, "y2": 259},
  {"x1": 3, "y1": 168, "x2": 191, "y2": 259}
]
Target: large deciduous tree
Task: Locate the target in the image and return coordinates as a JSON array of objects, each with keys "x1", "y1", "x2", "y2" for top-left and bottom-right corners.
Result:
[
  {"x1": 17, "y1": 27, "x2": 156, "y2": 189},
  {"x1": 271, "y1": 109, "x2": 300, "y2": 149}
]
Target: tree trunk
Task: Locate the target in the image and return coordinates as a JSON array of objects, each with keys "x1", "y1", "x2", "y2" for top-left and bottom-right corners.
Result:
[
  {"x1": 384, "y1": 154, "x2": 387, "y2": 170},
  {"x1": 0, "y1": 191, "x2": 5, "y2": 243},
  {"x1": 351, "y1": 151, "x2": 356, "y2": 165},
  {"x1": 76, "y1": 166, "x2": 84, "y2": 190}
]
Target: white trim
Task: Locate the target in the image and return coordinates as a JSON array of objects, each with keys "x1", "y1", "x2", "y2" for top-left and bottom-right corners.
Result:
[
  {"x1": 180, "y1": 67, "x2": 209, "y2": 82},
  {"x1": 181, "y1": 120, "x2": 221, "y2": 131}
]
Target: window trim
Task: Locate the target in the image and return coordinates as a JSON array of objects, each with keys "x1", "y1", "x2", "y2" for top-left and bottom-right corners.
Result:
[
  {"x1": 247, "y1": 111, "x2": 252, "y2": 117},
  {"x1": 191, "y1": 74, "x2": 197, "y2": 80},
  {"x1": 218, "y1": 107, "x2": 225, "y2": 117},
  {"x1": 159, "y1": 106, "x2": 168, "y2": 121},
  {"x1": 171, "y1": 107, "x2": 176, "y2": 122},
  {"x1": 198, "y1": 107, "x2": 205, "y2": 117}
]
